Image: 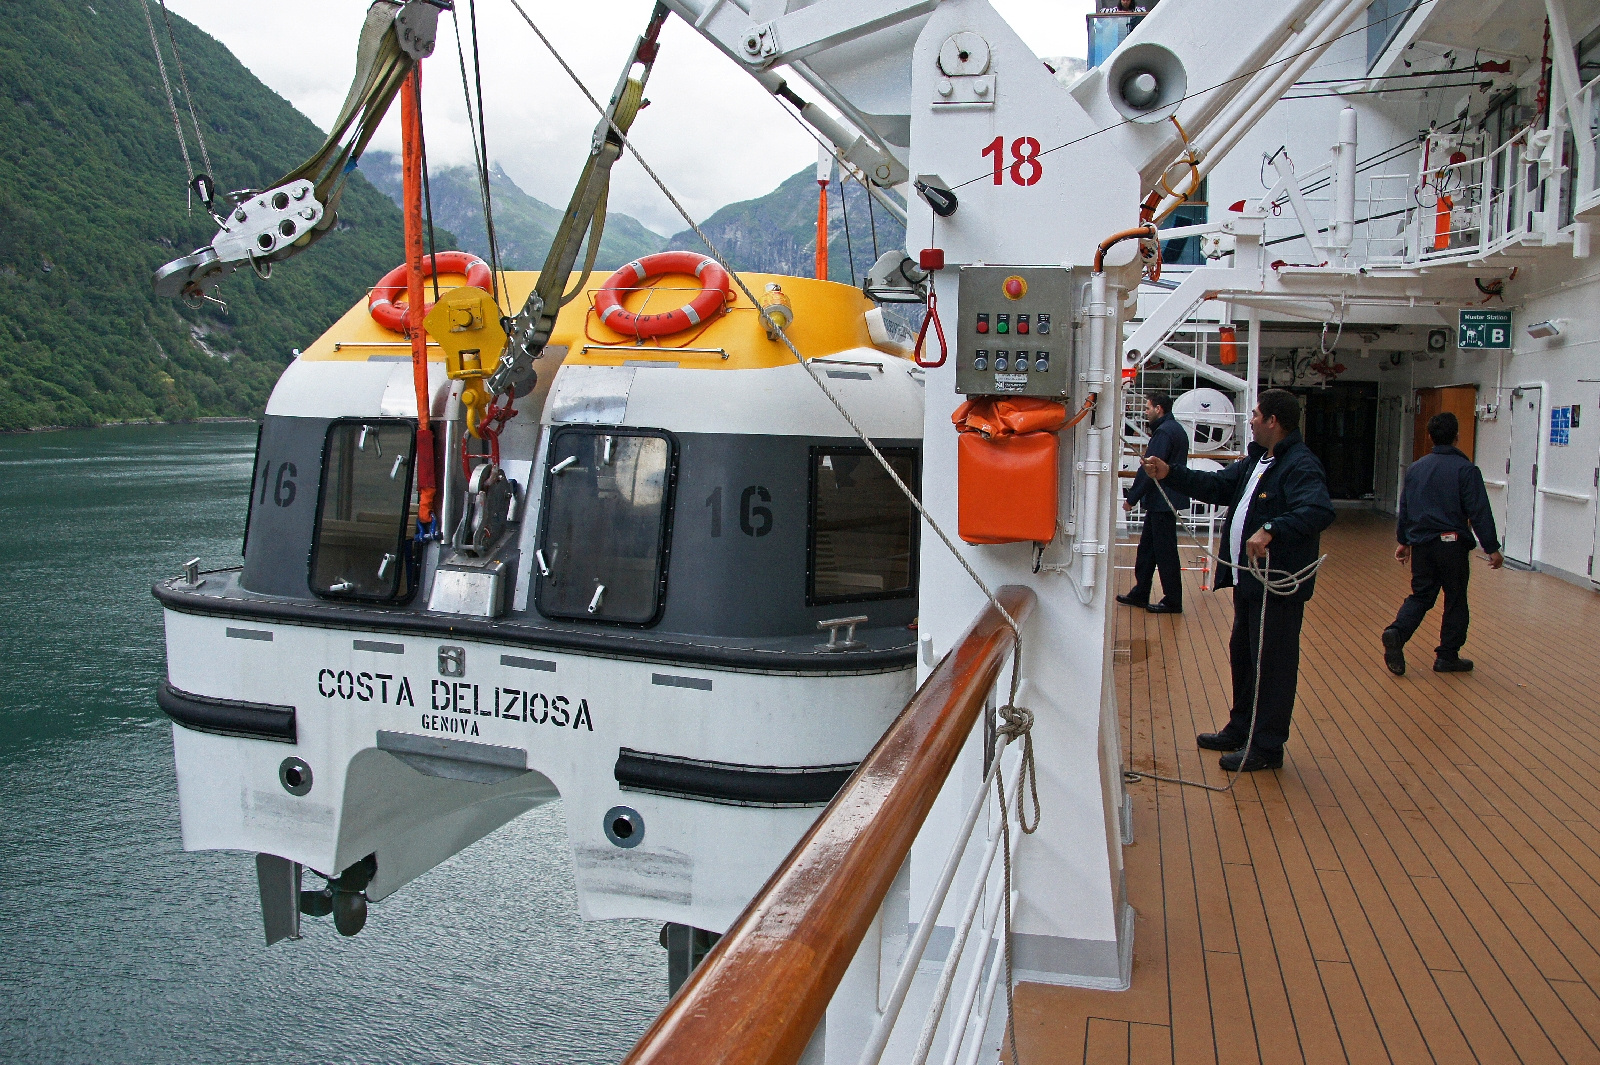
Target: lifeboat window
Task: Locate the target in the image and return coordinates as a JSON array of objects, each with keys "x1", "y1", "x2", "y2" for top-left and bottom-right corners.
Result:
[
  {"x1": 534, "y1": 428, "x2": 676, "y2": 625},
  {"x1": 308, "y1": 420, "x2": 416, "y2": 601},
  {"x1": 808, "y1": 447, "x2": 919, "y2": 605}
]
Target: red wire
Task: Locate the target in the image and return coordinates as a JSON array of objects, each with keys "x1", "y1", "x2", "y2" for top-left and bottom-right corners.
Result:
[{"x1": 914, "y1": 287, "x2": 948, "y2": 368}]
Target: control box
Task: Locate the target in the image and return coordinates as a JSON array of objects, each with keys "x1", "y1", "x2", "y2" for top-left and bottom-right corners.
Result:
[{"x1": 955, "y1": 266, "x2": 1079, "y2": 398}]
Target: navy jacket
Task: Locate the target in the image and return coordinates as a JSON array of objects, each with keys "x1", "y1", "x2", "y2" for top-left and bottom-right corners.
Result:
[
  {"x1": 1125, "y1": 413, "x2": 1190, "y2": 513},
  {"x1": 1163, "y1": 431, "x2": 1335, "y2": 603},
  {"x1": 1396, "y1": 445, "x2": 1500, "y2": 553}
]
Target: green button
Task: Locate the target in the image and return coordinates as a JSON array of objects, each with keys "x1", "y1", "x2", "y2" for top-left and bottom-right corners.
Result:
[{"x1": 997, "y1": 322, "x2": 1009, "y2": 334}]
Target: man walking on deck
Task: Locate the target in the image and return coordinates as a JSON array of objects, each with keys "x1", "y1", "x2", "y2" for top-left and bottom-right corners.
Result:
[
  {"x1": 1140, "y1": 389, "x2": 1334, "y2": 772},
  {"x1": 1118, "y1": 394, "x2": 1190, "y2": 614},
  {"x1": 1382, "y1": 411, "x2": 1503, "y2": 676}
]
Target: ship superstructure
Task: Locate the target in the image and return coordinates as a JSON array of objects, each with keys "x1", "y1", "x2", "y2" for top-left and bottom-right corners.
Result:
[{"x1": 146, "y1": 0, "x2": 1600, "y2": 1062}]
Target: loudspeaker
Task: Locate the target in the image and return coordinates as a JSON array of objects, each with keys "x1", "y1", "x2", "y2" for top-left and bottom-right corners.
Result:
[{"x1": 1106, "y1": 43, "x2": 1188, "y2": 124}]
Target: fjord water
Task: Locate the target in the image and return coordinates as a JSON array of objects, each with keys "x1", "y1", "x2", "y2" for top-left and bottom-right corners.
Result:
[{"x1": 0, "y1": 424, "x2": 661, "y2": 1063}]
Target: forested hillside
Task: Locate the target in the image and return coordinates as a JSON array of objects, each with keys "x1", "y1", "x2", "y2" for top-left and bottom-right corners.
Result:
[
  {"x1": 664, "y1": 165, "x2": 906, "y2": 283},
  {"x1": 0, "y1": 2, "x2": 443, "y2": 430},
  {"x1": 362, "y1": 152, "x2": 666, "y2": 270}
]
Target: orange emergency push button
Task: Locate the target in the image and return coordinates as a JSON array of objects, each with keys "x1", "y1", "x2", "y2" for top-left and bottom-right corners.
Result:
[{"x1": 1003, "y1": 275, "x2": 1027, "y2": 299}]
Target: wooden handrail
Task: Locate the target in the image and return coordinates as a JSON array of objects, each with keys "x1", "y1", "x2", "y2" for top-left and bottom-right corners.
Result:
[{"x1": 621, "y1": 585, "x2": 1037, "y2": 1065}]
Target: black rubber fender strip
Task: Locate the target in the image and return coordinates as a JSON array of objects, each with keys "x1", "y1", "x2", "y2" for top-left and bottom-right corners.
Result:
[
  {"x1": 152, "y1": 578, "x2": 915, "y2": 676},
  {"x1": 158, "y1": 681, "x2": 297, "y2": 744},
  {"x1": 615, "y1": 747, "x2": 857, "y2": 808}
]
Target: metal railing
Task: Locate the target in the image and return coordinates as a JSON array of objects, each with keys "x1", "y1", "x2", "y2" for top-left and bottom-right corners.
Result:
[
  {"x1": 1579, "y1": 73, "x2": 1600, "y2": 216},
  {"x1": 1361, "y1": 172, "x2": 1417, "y2": 264},
  {"x1": 620, "y1": 587, "x2": 1037, "y2": 1065},
  {"x1": 1413, "y1": 134, "x2": 1533, "y2": 261},
  {"x1": 860, "y1": 696, "x2": 1032, "y2": 1065}
]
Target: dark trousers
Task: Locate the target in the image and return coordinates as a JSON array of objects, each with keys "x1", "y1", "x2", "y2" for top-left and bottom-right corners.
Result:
[
  {"x1": 1226, "y1": 591, "x2": 1305, "y2": 752},
  {"x1": 1130, "y1": 511, "x2": 1182, "y2": 606},
  {"x1": 1390, "y1": 538, "x2": 1471, "y2": 655}
]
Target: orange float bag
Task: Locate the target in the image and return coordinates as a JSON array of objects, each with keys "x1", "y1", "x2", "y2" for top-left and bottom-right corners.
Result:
[{"x1": 952, "y1": 397, "x2": 1068, "y2": 545}]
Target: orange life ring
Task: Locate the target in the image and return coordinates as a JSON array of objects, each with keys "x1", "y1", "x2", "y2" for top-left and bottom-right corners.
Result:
[
  {"x1": 368, "y1": 251, "x2": 493, "y2": 334},
  {"x1": 592, "y1": 252, "x2": 731, "y2": 339}
]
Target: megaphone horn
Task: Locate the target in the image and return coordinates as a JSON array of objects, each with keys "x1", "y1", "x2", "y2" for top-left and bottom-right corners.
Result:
[{"x1": 1106, "y1": 43, "x2": 1188, "y2": 124}]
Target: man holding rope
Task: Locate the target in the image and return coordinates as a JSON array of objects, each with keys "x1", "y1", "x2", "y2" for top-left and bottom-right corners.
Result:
[{"x1": 1140, "y1": 389, "x2": 1334, "y2": 772}]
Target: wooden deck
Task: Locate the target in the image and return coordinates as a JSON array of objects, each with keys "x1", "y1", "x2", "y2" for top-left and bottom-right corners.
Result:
[{"x1": 1015, "y1": 509, "x2": 1600, "y2": 1065}]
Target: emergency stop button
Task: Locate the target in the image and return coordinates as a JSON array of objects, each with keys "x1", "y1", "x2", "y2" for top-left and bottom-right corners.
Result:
[{"x1": 1003, "y1": 275, "x2": 1027, "y2": 300}]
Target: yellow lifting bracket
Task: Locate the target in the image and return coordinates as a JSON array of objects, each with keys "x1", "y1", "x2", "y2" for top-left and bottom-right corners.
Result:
[{"x1": 424, "y1": 286, "x2": 506, "y2": 438}]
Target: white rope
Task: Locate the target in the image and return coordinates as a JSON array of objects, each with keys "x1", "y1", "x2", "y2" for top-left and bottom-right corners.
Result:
[
  {"x1": 992, "y1": 705, "x2": 1038, "y2": 1065},
  {"x1": 1121, "y1": 473, "x2": 1324, "y2": 793}
]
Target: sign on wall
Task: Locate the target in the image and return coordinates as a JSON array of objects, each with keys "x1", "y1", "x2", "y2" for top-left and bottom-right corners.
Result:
[
  {"x1": 1459, "y1": 309, "x2": 1512, "y2": 349},
  {"x1": 1551, "y1": 405, "x2": 1579, "y2": 446}
]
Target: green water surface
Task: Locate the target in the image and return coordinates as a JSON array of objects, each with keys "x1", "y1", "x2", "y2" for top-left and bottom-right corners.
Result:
[{"x1": 0, "y1": 423, "x2": 661, "y2": 1064}]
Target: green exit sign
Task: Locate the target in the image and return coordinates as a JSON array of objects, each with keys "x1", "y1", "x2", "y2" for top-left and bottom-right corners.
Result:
[{"x1": 1459, "y1": 309, "x2": 1512, "y2": 349}]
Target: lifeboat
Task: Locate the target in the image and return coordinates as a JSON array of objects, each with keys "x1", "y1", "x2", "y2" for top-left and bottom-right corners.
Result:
[{"x1": 154, "y1": 262, "x2": 924, "y2": 939}]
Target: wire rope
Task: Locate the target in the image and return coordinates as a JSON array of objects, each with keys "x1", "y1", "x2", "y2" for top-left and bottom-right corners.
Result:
[
  {"x1": 946, "y1": 0, "x2": 1440, "y2": 192},
  {"x1": 156, "y1": 0, "x2": 215, "y2": 185},
  {"x1": 500, "y1": 0, "x2": 1031, "y2": 697},
  {"x1": 839, "y1": 168, "x2": 857, "y2": 285},
  {"x1": 138, "y1": 0, "x2": 195, "y2": 203},
  {"x1": 415, "y1": 73, "x2": 442, "y2": 303},
  {"x1": 468, "y1": 0, "x2": 505, "y2": 308}
]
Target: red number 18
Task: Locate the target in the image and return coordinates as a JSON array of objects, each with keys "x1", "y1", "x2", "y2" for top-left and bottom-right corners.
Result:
[{"x1": 982, "y1": 136, "x2": 1043, "y2": 186}]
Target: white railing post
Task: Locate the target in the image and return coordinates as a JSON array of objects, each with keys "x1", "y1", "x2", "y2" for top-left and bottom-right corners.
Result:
[{"x1": 849, "y1": 681, "x2": 1036, "y2": 1065}]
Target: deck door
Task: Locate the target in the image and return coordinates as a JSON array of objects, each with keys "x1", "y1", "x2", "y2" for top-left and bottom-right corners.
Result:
[{"x1": 1504, "y1": 386, "x2": 1541, "y2": 565}]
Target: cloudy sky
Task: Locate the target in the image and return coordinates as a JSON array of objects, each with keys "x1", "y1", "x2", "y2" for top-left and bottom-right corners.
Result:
[{"x1": 166, "y1": 0, "x2": 1093, "y2": 235}]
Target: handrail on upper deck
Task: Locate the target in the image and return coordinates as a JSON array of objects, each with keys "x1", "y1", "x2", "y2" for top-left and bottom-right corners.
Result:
[{"x1": 620, "y1": 585, "x2": 1038, "y2": 1065}]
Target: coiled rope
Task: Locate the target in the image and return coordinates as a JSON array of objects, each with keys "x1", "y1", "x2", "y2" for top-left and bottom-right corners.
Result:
[{"x1": 1121, "y1": 472, "x2": 1324, "y2": 793}]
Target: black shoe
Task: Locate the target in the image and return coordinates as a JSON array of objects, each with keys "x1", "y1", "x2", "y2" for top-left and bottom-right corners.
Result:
[
  {"x1": 1116, "y1": 593, "x2": 1149, "y2": 607},
  {"x1": 1197, "y1": 731, "x2": 1247, "y2": 752},
  {"x1": 1220, "y1": 747, "x2": 1283, "y2": 772},
  {"x1": 1434, "y1": 655, "x2": 1474, "y2": 672},
  {"x1": 1146, "y1": 601, "x2": 1183, "y2": 614},
  {"x1": 1382, "y1": 627, "x2": 1406, "y2": 676}
]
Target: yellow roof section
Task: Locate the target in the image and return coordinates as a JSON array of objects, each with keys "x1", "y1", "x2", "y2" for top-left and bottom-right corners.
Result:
[{"x1": 298, "y1": 268, "x2": 900, "y2": 370}]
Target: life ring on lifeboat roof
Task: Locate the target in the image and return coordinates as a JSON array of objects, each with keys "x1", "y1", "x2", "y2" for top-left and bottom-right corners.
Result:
[
  {"x1": 368, "y1": 250, "x2": 493, "y2": 334},
  {"x1": 592, "y1": 251, "x2": 732, "y2": 339}
]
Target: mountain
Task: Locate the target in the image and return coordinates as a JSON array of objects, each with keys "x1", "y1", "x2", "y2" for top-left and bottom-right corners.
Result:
[
  {"x1": 0, "y1": 1, "x2": 441, "y2": 431},
  {"x1": 361, "y1": 152, "x2": 667, "y2": 271},
  {"x1": 664, "y1": 165, "x2": 907, "y2": 285}
]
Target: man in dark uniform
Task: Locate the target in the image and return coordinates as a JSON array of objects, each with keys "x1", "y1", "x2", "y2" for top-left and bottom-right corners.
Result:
[
  {"x1": 1118, "y1": 394, "x2": 1190, "y2": 614},
  {"x1": 1140, "y1": 389, "x2": 1334, "y2": 771},
  {"x1": 1382, "y1": 411, "x2": 1503, "y2": 675}
]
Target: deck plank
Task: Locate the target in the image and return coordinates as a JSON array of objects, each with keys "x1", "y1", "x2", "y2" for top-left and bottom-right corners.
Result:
[{"x1": 1017, "y1": 511, "x2": 1600, "y2": 1064}]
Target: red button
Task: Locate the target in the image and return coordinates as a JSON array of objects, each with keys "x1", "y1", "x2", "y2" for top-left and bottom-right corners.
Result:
[
  {"x1": 1003, "y1": 276, "x2": 1027, "y2": 299},
  {"x1": 1018, "y1": 321, "x2": 1030, "y2": 335},
  {"x1": 976, "y1": 320, "x2": 989, "y2": 334}
]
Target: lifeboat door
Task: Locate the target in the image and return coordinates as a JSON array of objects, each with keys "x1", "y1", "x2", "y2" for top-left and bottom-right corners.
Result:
[{"x1": 1504, "y1": 386, "x2": 1542, "y2": 565}]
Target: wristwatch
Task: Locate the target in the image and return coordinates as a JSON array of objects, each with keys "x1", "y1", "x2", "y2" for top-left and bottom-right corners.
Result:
[{"x1": 1261, "y1": 521, "x2": 1275, "y2": 535}]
